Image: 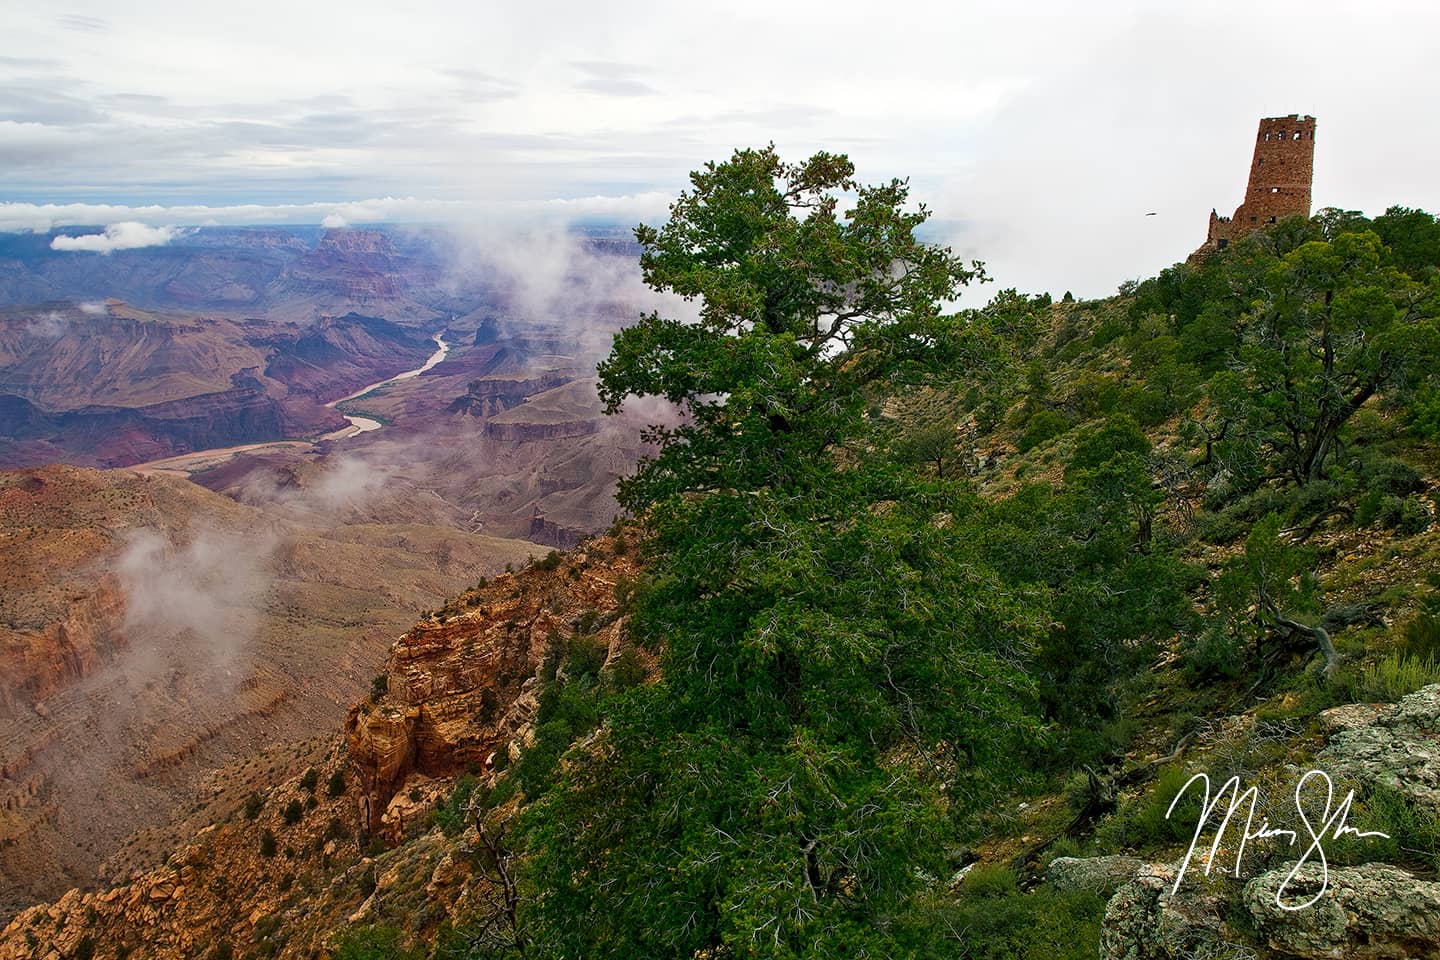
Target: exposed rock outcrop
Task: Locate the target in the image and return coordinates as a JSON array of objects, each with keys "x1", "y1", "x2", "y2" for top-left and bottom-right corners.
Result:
[
  {"x1": 1047, "y1": 855, "x2": 1147, "y2": 898},
  {"x1": 1317, "y1": 684, "x2": 1440, "y2": 806},
  {"x1": 1099, "y1": 862, "x2": 1238, "y2": 960},
  {"x1": 346, "y1": 528, "x2": 640, "y2": 839},
  {"x1": 1244, "y1": 862, "x2": 1440, "y2": 959}
]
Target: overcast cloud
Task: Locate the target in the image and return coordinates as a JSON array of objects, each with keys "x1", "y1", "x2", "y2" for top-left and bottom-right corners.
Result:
[{"x1": 2, "y1": 0, "x2": 1437, "y2": 296}]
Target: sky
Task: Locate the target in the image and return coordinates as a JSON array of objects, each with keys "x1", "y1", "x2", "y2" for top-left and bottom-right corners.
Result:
[{"x1": 2, "y1": 0, "x2": 1437, "y2": 298}]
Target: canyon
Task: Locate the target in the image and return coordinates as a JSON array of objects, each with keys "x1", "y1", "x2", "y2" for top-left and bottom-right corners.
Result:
[
  {"x1": 0, "y1": 225, "x2": 656, "y2": 918},
  {"x1": 0, "y1": 527, "x2": 644, "y2": 959}
]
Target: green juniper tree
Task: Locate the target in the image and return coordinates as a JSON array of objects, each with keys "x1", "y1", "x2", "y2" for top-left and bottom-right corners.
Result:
[
  {"x1": 1205, "y1": 230, "x2": 1440, "y2": 486},
  {"x1": 522, "y1": 146, "x2": 1045, "y2": 959}
]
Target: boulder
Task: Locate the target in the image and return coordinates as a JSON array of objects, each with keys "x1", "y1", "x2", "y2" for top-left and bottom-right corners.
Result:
[
  {"x1": 1047, "y1": 856, "x2": 1147, "y2": 897},
  {"x1": 1100, "y1": 863, "x2": 1242, "y2": 960},
  {"x1": 1244, "y1": 862, "x2": 1440, "y2": 959},
  {"x1": 1317, "y1": 684, "x2": 1440, "y2": 806}
]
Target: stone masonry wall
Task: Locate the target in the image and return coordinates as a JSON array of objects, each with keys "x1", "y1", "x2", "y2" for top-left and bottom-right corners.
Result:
[{"x1": 1201, "y1": 114, "x2": 1316, "y2": 252}]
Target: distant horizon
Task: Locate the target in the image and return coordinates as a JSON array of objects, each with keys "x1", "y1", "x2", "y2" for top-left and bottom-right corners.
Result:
[{"x1": 6, "y1": 1, "x2": 1440, "y2": 297}]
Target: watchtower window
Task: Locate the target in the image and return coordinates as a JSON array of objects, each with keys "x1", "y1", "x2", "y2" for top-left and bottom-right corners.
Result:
[
  {"x1": 1271, "y1": 187, "x2": 1280, "y2": 193},
  {"x1": 1293, "y1": 131, "x2": 1302, "y2": 140},
  {"x1": 1257, "y1": 158, "x2": 1264, "y2": 167}
]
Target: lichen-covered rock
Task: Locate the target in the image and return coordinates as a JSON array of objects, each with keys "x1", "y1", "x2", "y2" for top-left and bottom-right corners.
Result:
[
  {"x1": 1244, "y1": 862, "x2": 1440, "y2": 959},
  {"x1": 1047, "y1": 855, "x2": 1147, "y2": 897},
  {"x1": 1316, "y1": 684, "x2": 1440, "y2": 806},
  {"x1": 1100, "y1": 863, "x2": 1244, "y2": 960}
]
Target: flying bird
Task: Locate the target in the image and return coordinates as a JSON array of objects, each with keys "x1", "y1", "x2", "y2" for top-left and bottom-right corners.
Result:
[{"x1": 1145, "y1": 212, "x2": 1158, "y2": 216}]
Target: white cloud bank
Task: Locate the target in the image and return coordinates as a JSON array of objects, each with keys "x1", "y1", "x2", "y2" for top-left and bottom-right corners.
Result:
[
  {"x1": 3, "y1": 193, "x2": 673, "y2": 234},
  {"x1": 49, "y1": 221, "x2": 179, "y2": 253}
]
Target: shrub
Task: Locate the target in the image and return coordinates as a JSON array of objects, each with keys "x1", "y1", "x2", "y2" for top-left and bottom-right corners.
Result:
[
  {"x1": 1357, "y1": 453, "x2": 1424, "y2": 497},
  {"x1": 333, "y1": 925, "x2": 418, "y2": 960},
  {"x1": 282, "y1": 799, "x2": 303, "y2": 826},
  {"x1": 327, "y1": 769, "x2": 346, "y2": 798},
  {"x1": 1352, "y1": 652, "x2": 1440, "y2": 703},
  {"x1": 1096, "y1": 764, "x2": 1206, "y2": 851},
  {"x1": 260, "y1": 829, "x2": 277, "y2": 859},
  {"x1": 431, "y1": 775, "x2": 478, "y2": 838},
  {"x1": 243, "y1": 792, "x2": 264, "y2": 820},
  {"x1": 1182, "y1": 626, "x2": 1244, "y2": 682},
  {"x1": 1400, "y1": 611, "x2": 1440, "y2": 661},
  {"x1": 357, "y1": 868, "x2": 378, "y2": 898},
  {"x1": 1019, "y1": 408, "x2": 1071, "y2": 452},
  {"x1": 565, "y1": 633, "x2": 608, "y2": 679},
  {"x1": 299, "y1": 768, "x2": 318, "y2": 793},
  {"x1": 962, "y1": 863, "x2": 1019, "y2": 899},
  {"x1": 1356, "y1": 783, "x2": 1440, "y2": 872},
  {"x1": 607, "y1": 648, "x2": 647, "y2": 690},
  {"x1": 535, "y1": 550, "x2": 563, "y2": 571},
  {"x1": 370, "y1": 674, "x2": 388, "y2": 701},
  {"x1": 1066, "y1": 414, "x2": 1150, "y2": 478},
  {"x1": 921, "y1": 885, "x2": 1106, "y2": 960}
]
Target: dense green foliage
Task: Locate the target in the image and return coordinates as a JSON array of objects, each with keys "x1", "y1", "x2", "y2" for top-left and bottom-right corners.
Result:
[
  {"x1": 526, "y1": 146, "x2": 1042, "y2": 958},
  {"x1": 430, "y1": 159, "x2": 1440, "y2": 960}
]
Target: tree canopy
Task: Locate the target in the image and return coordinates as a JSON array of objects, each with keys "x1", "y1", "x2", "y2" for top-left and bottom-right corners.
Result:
[
  {"x1": 523, "y1": 147, "x2": 1043, "y2": 959},
  {"x1": 597, "y1": 144, "x2": 983, "y2": 507}
]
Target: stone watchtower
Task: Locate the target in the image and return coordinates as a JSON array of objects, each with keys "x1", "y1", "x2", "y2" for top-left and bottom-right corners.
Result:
[{"x1": 1201, "y1": 114, "x2": 1316, "y2": 252}]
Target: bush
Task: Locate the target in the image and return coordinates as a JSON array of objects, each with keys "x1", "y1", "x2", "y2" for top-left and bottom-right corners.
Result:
[
  {"x1": 243, "y1": 792, "x2": 264, "y2": 820},
  {"x1": 1096, "y1": 765, "x2": 1206, "y2": 851},
  {"x1": 918, "y1": 885, "x2": 1106, "y2": 960},
  {"x1": 1400, "y1": 610, "x2": 1440, "y2": 661},
  {"x1": 565, "y1": 633, "x2": 608, "y2": 679},
  {"x1": 282, "y1": 799, "x2": 304, "y2": 826},
  {"x1": 431, "y1": 775, "x2": 477, "y2": 838},
  {"x1": 260, "y1": 829, "x2": 277, "y2": 859},
  {"x1": 299, "y1": 768, "x2": 318, "y2": 793},
  {"x1": 370, "y1": 674, "x2": 388, "y2": 701},
  {"x1": 1066, "y1": 414, "x2": 1150, "y2": 478},
  {"x1": 962, "y1": 863, "x2": 1019, "y2": 899},
  {"x1": 1355, "y1": 783, "x2": 1440, "y2": 872},
  {"x1": 535, "y1": 550, "x2": 563, "y2": 571},
  {"x1": 607, "y1": 648, "x2": 647, "y2": 690},
  {"x1": 1350, "y1": 652, "x2": 1440, "y2": 703},
  {"x1": 327, "y1": 769, "x2": 346, "y2": 798},
  {"x1": 1019, "y1": 409, "x2": 1071, "y2": 452},
  {"x1": 1182, "y1": 626, "x2": 1244, "y2": 682},
  {"x1": 1356, "y1": 452, "x2": 1425, "y2": 497},
  {"x1": 334, "y1": 924, "x2": 415, "y2": 960}
]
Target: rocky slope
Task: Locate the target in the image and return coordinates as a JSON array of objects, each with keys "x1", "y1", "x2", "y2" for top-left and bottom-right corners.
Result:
[
  {"x1": 0, "y1": 527, "x2": 642, "y2": 959},
  {"x1": 0, "y1": 464, "x2": 542, "y2": 918},
  {"x1": 1087, "y1": 689, "x2": 1440, "y2": 958}
]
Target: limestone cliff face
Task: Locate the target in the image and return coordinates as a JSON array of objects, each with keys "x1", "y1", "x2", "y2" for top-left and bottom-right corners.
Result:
[
  {"x1": 446, "y1": 373, "x2": 574, "y2": 420},
  {"x1": 347, "y1": 528, "x2": 638, "y2": 839},
  {"x1": 482, "y1": 418, "x2": 600, "y2": 442}
]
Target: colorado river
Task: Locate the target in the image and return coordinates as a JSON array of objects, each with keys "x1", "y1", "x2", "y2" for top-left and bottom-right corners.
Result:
[
  {"x1": 322, "y1": 333, "x2": 449, "y2": 439},
  {"x1": 131, "y1": 332, "x2": 450, "y2": 476}
]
